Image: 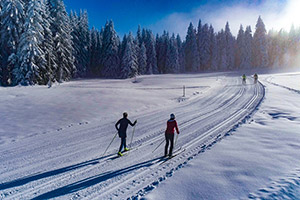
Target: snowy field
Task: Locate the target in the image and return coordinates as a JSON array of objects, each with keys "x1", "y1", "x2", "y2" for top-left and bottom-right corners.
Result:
[{"x1": 0, "y1": 72, "x2": 299, "y2": 199}]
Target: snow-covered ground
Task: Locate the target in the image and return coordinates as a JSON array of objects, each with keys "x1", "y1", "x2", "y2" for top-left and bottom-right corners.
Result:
[
  {"x1": 0, "y1": 71, "x2": 299, "y2": 199},
  {"x1": 146, "y1": 73, "x2": 300, "y2": 200}
]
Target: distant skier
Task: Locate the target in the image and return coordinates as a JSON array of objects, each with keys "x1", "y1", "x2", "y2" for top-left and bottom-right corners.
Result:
[
  {"x1": 115, "y1": 112, "x2": 137, "y2": 156},
  {"x1": 254, "y1": 73, "x2": 258, "y2": 84},
  {"x1": 165, "y1": 113, "x2": 180, "y2": 157},
  {"x1": 242, "y1": 74, "x2": 246, "y2": 84}
]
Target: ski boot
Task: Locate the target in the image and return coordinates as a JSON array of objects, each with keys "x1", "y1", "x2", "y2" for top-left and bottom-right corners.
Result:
[
  {"x1": 124, "y1": 147, "x2": 129, "y2": 152},
  {"x1": 118, "y1": 152, "x2": 123, "y2": 157}
]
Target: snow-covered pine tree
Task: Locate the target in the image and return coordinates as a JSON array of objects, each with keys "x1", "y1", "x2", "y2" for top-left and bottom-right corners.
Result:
[
  {"x1": 136, "y1": 25, "x2": 143, "y2": 47},
  {"x1": 40, "y1": 0, "x2": 55, "y2": 85},
  {"x1": 69, "y1": 10, "x2": 80, "y2": 76},
  {"x1": 166, "y1": 34, "x2": 180, "y2": 73},
  {"x1": 156, "y1": 31, "x2": 169, "y2": 73},
  {"x1": 13, "y1": 0, "x2": 48, "y2": 85},
  {"x1": 253, "y1": 16, "x2": 269, "y2": 68},
  {"x1": 101, "y1": 20, "x2": 120, "y2": 78},
  {"x1": 88, "y1": 27, "x2": 101, "y2": 76},
  {"x1": 243, "y1": 26, "x2": 253, "y2": 69},
  {"x1": 48, "y1": 0, "x2": 75, "y2": 82},
  {"x1": 119, "y1": 34, "x2": 127, "y2": 62},
  {"x1": 209, "y1": 25, "x2": 219, "y2": 71},
  {"x1": 176, "y1": 34, "x2": 185, "y2": 73},
  {"x1": 185, "y1": 22, "x2": 200, "y2": 72},
  {"x1": 198, "y1": 23, "x2": 211, "y2": 70},
  {"x1": 224, "y1": 22, "x2": 235, "y2": 70},
  {"x1": 217, "y1": 29, "x2": 227, "y2": 70},
  {"x1": 0, "y1": 0, "x2": 25, "y2": 86},
  {"x1": 121, "y1": 32, "x2": 138, "y2": 78},
  {"x1": 196, "y1": 19, "x2": 202, "y2": 67},
  {"x1": 144, "y1": 29, "x2": 158, "y2": 74},
  {"x1": 76, "y1": 10, "x2": 90, "y2": 77},
  {"x1": 138, "y1": 42, "x2": 147, "y2": 74},
  {"x1": 235, "y1": 25, "x2": 244, "y2": 69}
]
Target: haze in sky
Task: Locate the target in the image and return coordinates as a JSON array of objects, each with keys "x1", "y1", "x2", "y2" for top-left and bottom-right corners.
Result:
[{"x1": 63, "y1": 0, "x2": 298, "y2": 36}]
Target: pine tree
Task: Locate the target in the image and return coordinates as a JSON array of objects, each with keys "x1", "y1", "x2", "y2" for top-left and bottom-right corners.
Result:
[
  {"x1": 0, "y1": 0, "x2": 25, "y2": 86},
  {"x1": 48, "y1": 0, "x2": 75, "y2": 82},
  {"x1": 101, "y1": 20, "x2": 120, "y2": 78},
  {"x1": 77, "y1": 10, "x2": 90, "y2": 76},
  {"x1": 138, "y1": 42, "x2": 147, "y2": 74},
  {"x1": 144, "y1": 29, "x2": 158, "y2": 74},
  {"x1": 235, "y1": 25, "x2": 244, "y2": 69},
  {"x1": 198, "y1": 23, "x2": 211, "y2": 70},
  {"x1": 243, "y1": 26, "x2": 253, "y2": 69},
  {"x1": 88, "y1": 27, "x2": 101, "y2": 76},
  {"x1": 224, "y1": 22, "x2": 235, "y2": 70},
  {"x1": 209, "y1": 26, "x2": 218, "y2": 71},
  {"x1": 136, "y1": 25, "x2": 143, "y2": 47},
  {"x1": 156, "y1": 31, "x2": 169, "y2": 73},
  {"x1": 217, "y1": 30, "x2": 227, "y2": 70},
  {"x1": 121, "y1": 32, "x2": 138, "y2": 78},
  {"x1": 185, "y1": 22, "x2": 200, "y2": 72},
  {"x1": 13, "y1": 0, "x2": 48, "y2": 85},
  {"x1": 253, "y1": 16, "x2": 269, "y2": 68},
  {"x1": 166, "y1": 34, "x2": 180, "y2": 73},
  {"x1": 176, "y1": 34, "x2": 185, "y2": 72}
]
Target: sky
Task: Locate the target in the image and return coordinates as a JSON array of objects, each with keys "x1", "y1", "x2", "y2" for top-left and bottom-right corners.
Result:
[{"x1": 63, "y1": 0, "x2": 299, "y2": 37}]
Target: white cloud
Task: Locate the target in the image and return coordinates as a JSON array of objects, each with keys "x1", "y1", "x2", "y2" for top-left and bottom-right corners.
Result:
[{"x1": 149, "y1": 0, "x2": 298, "y2": 37}]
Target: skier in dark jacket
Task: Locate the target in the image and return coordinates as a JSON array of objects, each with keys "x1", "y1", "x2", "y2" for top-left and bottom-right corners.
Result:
[
  {"x1": 165, "y1": 113, "x2": 180, "y2": 157},
  {"x1": 254, "y1": 73, "x2": 258, "y2": 84},
  {"x1": 115, "y1": 112, "x2": 137, "y2": 156}
]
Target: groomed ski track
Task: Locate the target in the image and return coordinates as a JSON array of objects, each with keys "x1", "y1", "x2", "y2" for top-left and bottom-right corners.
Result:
[{"x1": 0, "y1": 76, "x2": 265, "y2": 200}]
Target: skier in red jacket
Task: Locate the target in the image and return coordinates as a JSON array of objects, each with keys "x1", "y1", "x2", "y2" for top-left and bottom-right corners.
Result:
[{"x1": 165, "y1": 113, "x2": 180, "y2": 157}]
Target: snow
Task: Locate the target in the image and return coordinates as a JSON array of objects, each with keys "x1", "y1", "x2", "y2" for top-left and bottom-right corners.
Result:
[
  {"x1": 0, "y1": 71, "x2": 299, "y2": 199},
  {"x1": 145, "y1": 72, "x2": 300, "y2": 200}
]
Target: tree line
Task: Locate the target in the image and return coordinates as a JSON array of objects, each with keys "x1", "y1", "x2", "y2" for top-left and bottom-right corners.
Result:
[{"x1": 1, "y1": 0, "x2": 299, "y2": 86}]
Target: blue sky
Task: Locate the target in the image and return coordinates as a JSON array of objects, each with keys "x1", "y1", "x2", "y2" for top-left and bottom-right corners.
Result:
[{"x1": 63, "y1": 0, "x2": 294, "y2": 37}]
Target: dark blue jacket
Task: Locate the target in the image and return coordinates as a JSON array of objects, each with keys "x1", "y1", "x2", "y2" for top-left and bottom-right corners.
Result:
[{"x1": 115, "y1": 118, "x2": 136, "y2": 138}]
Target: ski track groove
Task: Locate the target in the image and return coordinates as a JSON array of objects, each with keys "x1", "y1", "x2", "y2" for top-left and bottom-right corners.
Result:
[
  {"x1": 265, "y1": 76, "x2": 300, "y2": 95},
  {"x1": 96, "y1": 81, "x2": 263, "y2": 199},
  {"x1": 82, "y1": 80, "x2": 263, "y2": 199},
  {"x1": 2, "y1": 79, "x2": 238, "y2": 199},
  {"x1": 0, "y1": 78, "x2": 265, "y2": 200}
]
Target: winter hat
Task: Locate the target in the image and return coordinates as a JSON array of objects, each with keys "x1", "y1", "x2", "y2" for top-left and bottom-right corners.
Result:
[
  {"x1": 123, "y1": 112, "x2": 128, "y2": 118},
  {"x1": 170, "y1": 113, "x2": 175, "y2": 119}
]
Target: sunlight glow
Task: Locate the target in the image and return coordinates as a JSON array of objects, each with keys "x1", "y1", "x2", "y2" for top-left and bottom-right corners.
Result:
[{"x1": 273, "y1": 0, "x2": 300, "y2": 31}]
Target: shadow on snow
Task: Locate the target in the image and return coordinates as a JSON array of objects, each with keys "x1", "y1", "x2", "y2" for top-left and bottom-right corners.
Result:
[
  {"x1": 31, "y1": 157, "x2": 159, "y2": 199},
  {"x1": 0, "y1": 153, "x2": 114, "y2": 190}
]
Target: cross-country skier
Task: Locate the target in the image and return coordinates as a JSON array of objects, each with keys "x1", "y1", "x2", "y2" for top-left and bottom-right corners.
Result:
[
  {"x1": 165, "y1": 113, "x2": 180, "y2": 157},
  {"x1": 254, "y1": 73, "x2": 258, "y2": 84},
  {"x1": 115, "y1": 112, "x2": 137, "y2": 156},
  {"x1": 242, "y1": 74, "x2": 246, "y2": 84}
]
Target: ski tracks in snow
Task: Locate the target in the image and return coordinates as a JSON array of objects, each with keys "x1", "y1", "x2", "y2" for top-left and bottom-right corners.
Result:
[{"x1": 0, "y1": 77, "x2": 265, "y2": 200}]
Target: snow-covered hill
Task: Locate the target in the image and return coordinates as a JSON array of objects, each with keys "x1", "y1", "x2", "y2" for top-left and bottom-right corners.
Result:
[{"x1": 0, "y1": 72, "x2": 299, "y2": 199}]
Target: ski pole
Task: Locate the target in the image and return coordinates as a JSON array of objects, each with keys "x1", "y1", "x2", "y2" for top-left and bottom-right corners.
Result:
[
  {"x1": 152, "y1": 138, "x2": 165, "y2": 153},
  {"x1": 103, "y1": 132, "x2": 118, "y2": 156},
  {"x1": 130, "y1": 123, "x2": 136, "y2": 148}
]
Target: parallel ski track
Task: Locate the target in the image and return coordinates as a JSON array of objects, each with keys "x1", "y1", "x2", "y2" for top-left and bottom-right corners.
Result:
[
  {"x1": 2, "y1": 79, "x2": 238, "y2": 199},
  {"x1": 1, "y1": 78, "x2": 264, "y2": 200},
  {"x1": 92, "y1": 81, "x2": 264, "y2": 199}
]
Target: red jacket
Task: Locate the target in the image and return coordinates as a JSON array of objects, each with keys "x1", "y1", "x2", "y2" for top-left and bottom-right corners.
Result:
[{"x1": 165, "y1": 119, "x2": 179, "y2": 134}]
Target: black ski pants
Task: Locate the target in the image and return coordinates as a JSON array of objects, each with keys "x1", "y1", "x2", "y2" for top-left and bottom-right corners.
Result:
[
  {"x1": 119, "y1": 137, "x2": 126, "y2": 152},
  {"x1": 165, "y1": 133, "x2": 174, "y2": 156}
]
